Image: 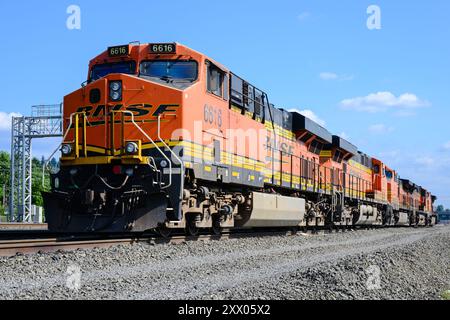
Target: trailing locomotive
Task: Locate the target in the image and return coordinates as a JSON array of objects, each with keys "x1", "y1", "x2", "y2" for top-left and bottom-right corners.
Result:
[{"x1": 43, "y1": 42, "x2": 437, "y2": 235}]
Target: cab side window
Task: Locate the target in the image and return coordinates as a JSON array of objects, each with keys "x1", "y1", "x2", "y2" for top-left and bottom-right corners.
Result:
[
  {"x1": 373, "y1": 165, "x2": 380, "y2": 174},
  {"x1": 230, "y1": 73, "x2": 248, "y2": 114},
  {"x1": 231, "y1": 74, "x2": 244, "y2": 106},
  {"x1": 254, "y1": 89, "x2": 264, "y2": 121},
  {"x1": 207, "y1": 62, "x2": 226, "y2": 98},
  {"x1": 230, "y1": 72, "x2": 266, "y2": 122},
  {"x1": 244, "y1": 82, "x2": 255, "y2": 115}
]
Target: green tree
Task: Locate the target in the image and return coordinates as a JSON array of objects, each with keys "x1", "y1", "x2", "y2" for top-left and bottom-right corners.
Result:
[
  {"x1": 31, "y1": 157, "x2": 51, "y2": 207},
  {"x1": 436, "y1": 205, "x2": 445, "y2": 213},
  {"x1": 0, "y1": 151, "x2": 10, "y2": 217},
  {"x1": 0, "y1": 151, "x2": 51, "y2": 217}
]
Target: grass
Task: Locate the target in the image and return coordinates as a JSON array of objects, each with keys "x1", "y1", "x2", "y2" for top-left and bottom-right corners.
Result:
[
  {"x1": 0, "y1": 213, "x2": 8, "y2": 222},
  {"x1": 442, "y1": 290, "x2": 450, "y2": 300}
]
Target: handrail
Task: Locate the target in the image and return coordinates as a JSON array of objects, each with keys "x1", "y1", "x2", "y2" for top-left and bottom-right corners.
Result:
[
  {"x1": 109, "y1": 111, "x2": 127, "y2": 155},
  {"x1": 158, "y1": 114, "x2": 184, "y2": 201},
  {"x1": 119, "y1": 111, "x2": 174, "y2": 190},
  {"x1": 42, "y1": 111, "x2": 180, "y2": 192},
  {"x1": 43, "y1": 112, "x2": 84, "y2": 186}
]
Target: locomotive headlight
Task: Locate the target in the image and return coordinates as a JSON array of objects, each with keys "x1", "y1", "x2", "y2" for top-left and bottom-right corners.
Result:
[
  {"x1": 111, "y1": 91, "x2": 121, "y2": 101},
  {"x1": 125, "y1": 142, "x2": 139, "y2": 154},
  {"x1": 61, "y1": 144, "x2": 72, "y2": 156},
  {"x1": 110, "y1": 81, "x2": 121, "y2": 91},
  {"x1": 109, "y1": 81, "x2": 122, "y2": 101},
  {"x1": 160, "y1": 160, "x2": 168, "y2": 168}
]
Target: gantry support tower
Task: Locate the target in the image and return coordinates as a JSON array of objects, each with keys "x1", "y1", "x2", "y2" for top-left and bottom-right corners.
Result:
[{"x1": 9, "y1": 105, "x2": 63, "y2": 222}]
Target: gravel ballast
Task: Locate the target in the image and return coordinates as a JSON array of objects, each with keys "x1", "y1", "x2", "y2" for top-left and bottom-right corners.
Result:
[{"x1": 0, "y1": 225, "x2": 449, "y2": 300}]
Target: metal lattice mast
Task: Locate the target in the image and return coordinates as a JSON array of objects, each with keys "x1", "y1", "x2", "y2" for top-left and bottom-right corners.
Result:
[
  {"x1": 23, "y1": 124, "x2": 33, "y2": 222},
  {"x1": 9, "y1": 104, "x2": 63, "y2": 222},
  {"x1": 10, "y1": 117, "x2": 29, "y2": 222}
]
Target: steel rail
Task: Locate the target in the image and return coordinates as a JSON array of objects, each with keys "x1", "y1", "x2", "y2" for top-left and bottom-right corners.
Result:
[
  {"x1": 0, "y1": 223, "x2": 48, "y2": 231},
  {"x1": 0, "y1": 225, "x2": 423, "y2": 258},
  {"x1": 0, "y1": 229, "x2": 301, "y2": 257},
  {"x1": 0, "y1": 237, "x2": 141, "y2": 257}
]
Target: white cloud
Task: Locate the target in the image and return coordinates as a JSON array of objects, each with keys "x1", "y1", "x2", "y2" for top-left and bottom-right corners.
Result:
[
  {"x1": 379, "y1": 150, "x2": 400, "y2": 158},
  {"x1": 415, "y1": 156, "x2": 435, "y2": 167},
  {"x1": 0, "y1": 112, "x2": 22, "y2": 131},
  {"x1": 339, "y1": 74, "x2": 355, "y2": 81},
  {"x1": 297, "y1": 12, "x2": 311, "y2": 21},
  {"x1": 289, "y1": 108, "x2": 326, "y2": 127},
  {"x1": 377, "y1": 150, "x2": 401, "y2": 164},
  {"x1": 368, "y1": 124, "x2": 394, "y2": 135},
  {"x1": 443, "y1": 141, "x2": 450, "y2": 151},
  {"x1": 319, "y1": 72, "x2": 354, "y2": 81},
  {"x1": 340, "y1": 91, "x2": 430, "y2": 113},
  {"x1": 319, "y1": 72, "x2": 338, "y2": 80}
]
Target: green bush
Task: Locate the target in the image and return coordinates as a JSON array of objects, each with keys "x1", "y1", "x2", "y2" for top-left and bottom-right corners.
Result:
[{"x1": 0, "y1": 151, "x2": 51, "y2": 213}]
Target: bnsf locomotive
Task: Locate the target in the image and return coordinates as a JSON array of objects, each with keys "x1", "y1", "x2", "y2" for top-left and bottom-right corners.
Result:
[{"x1": 43, "y1": 42, "x2": 437, "y2": 235}]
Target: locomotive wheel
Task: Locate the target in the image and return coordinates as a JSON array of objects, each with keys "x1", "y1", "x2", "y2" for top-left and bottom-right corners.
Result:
[
  {"x1": 186, "y1": 217, "x2": 199, "y2": 237},
  {"x1": 157, "y1": 225, "x2": 172, "y2": 239},
  {"x1": 211, "y1": 216, "x2": 223, "y2": 236}
]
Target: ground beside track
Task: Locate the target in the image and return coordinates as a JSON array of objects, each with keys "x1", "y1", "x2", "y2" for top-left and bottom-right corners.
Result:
[{"x1": 0, "y1": 225, "x2": 449, "y2": 300}]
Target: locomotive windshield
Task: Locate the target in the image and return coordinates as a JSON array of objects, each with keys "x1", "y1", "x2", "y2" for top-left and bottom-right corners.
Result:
[
  {"x1": 139, "y1": 60, "x2": 198, "y2": 82},
  {"x1": 90, "y1": 61, "x2": 136, "y2": 81}
]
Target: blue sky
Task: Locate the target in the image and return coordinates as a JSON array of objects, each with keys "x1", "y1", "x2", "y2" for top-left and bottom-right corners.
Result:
[{"x1": 0, "y1": 0, "x2": 449, "y2": 206}]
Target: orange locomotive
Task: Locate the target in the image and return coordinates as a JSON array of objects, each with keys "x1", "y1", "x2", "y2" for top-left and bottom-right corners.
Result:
[{"x1": 43, "y1": 42, "x2": 437, "y2": 234}]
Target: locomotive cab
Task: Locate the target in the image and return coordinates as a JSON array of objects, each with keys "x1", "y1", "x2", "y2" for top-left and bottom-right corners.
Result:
[{"x1": 44, "y1": 43, "x2": 206, "y2": 233}]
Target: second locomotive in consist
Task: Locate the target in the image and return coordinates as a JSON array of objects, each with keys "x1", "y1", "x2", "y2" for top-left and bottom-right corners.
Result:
[{"x1": 43, "y1": 42, "x2": 437, "y2": 234}]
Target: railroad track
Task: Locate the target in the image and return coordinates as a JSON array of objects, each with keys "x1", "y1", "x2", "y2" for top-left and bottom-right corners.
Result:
[
  {"x1": 0, "y1": 235, "x2": 215, "y2": 257},
  {"x1": 0, "y1": 225, "x2": 421, "y2": 258},
  {"x1": 0, "y1": 237, "x2": 144, "y2": 257},
  {"x1": 0, "y1": 229, "x2": 301, "y2": 258},
  {"x1": 0, "y1": 223, "x2": 48, "y2": 231}
]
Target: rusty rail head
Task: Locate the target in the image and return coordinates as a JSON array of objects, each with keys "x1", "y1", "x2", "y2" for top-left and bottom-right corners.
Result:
[
  {"x1": 0, "y1": 223, "x2": 48, "y2": 231},
  {"x1": 0, "y1": 238, "x2": 140, "y2": 257},
  {"x1": 0, "y1": 230, "x2": 298, "y2": 258}
]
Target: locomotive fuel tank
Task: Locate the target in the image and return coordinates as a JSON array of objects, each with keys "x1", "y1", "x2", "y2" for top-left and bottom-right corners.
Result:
[
  {"x1": 235, "y1": 192, "x2": 306, "y2": 228},
  {"x1": 354, "y1": 205, "x2": 381, "y2": 226},
  {"x1": 395, "y1": 211, "x2": 410, "y2": 226}
]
